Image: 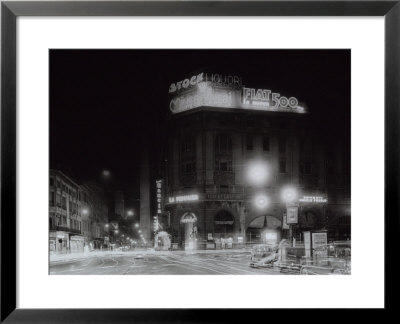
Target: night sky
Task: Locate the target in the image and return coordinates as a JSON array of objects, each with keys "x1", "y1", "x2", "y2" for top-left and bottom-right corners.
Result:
[{"x1": 50, "y1": 49, "x2": 350, "y2": 201}]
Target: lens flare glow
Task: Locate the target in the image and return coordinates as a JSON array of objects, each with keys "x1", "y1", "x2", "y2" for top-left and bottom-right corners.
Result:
[
  {"x1": 281, "y1": 186, "x2": 298, "y2": 203},
  {"x1": 254, "y1": 194, "x2": 269, "y2": 209}
]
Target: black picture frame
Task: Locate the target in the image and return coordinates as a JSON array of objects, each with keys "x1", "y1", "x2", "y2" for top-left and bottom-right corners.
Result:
[{"x1": 1, "y1": 0, "x2": 398, "y2": 322}]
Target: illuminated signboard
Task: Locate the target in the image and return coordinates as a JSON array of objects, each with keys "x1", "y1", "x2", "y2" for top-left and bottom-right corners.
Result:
[
  {"x1": 169, "y1": 73, "x2": 241, "y2": 94},
  {"x1": 170, "y1": 85, "x2": 233, "y2": 114},
  {"x1": 154, "y1": 180, "x2": 163, "y2": 234},
  {"x1": 299, "y1": 196, "x2": 328, "y2": 203},
  {"x1": 168, "y1": 194, "x2": 199, "y2": 203},
  {"x1": 169, "y1": 72, "x2": 306, "y2": 114},
  {"x1": 286, "y1": 206, "x2": 298, "y2": 224},
  {"x1": 242, "y1": 87, "x2": 304, "y2": 113}
]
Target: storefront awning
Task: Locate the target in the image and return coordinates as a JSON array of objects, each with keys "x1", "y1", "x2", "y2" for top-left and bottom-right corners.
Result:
[
  {"x1": 215, "y1": 221, "x2": 234, "y2": 225},
  {"x1": 181, "y1": 212, "x2": 197, "y2": 223}
]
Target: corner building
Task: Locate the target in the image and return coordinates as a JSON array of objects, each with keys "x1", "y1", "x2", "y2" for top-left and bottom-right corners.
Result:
[{"x1": 163, "y1": 72, "x2": 350, "y2": 249}]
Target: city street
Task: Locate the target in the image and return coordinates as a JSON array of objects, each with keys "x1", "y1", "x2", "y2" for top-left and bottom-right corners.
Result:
[{"x1": 49, "y1": 249, "x2": 290, "y2": 275}]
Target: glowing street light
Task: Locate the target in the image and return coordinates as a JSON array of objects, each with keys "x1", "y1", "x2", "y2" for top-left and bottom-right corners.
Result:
[
  {"x1": 102, "y1": 170, "x2": 111, "y2": 178},
  {"x1": 138, "y1": 230, "x2": 142, "y2": 233},
  {"x1": 114, "y1": 230, "x2": 119, "y2": 234},
  {"x1": 82, "y1": 208, "x2": 89, "y2": 216},
  {"x1": 281, "y1": 186, "x2": 298, "y2": 203},
  {"x1": 135, "y1": 223, "x2": 139, "y2": 228},
  {"x1": 127, "y1": 210, "x2": 134, "y2": 217},
  {"x1": 247, "y1": 160, "x2": 269, "y2": 186},
  {"x1": 254, "y1": 194, "x2": 269, "y2": 209}
]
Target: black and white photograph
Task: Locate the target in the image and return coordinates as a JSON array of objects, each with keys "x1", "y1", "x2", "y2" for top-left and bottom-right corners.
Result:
[{"x1": 49, "y1": 49, "x2": 351, "y2": 275}]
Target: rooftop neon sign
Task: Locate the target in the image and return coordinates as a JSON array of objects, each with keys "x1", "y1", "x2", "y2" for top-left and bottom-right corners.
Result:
[{"x1": 169, "y1": 73, "x2": 306, "y2": 114}]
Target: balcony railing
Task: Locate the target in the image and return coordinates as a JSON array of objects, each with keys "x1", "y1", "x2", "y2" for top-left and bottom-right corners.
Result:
[{"x1": 50, "y1": 225, "x2": 81, "y2": 234}]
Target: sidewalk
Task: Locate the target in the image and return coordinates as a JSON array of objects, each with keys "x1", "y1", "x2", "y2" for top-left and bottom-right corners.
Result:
[{"x1": 49, "y1": 250, "x2": 132, "y2": 263}]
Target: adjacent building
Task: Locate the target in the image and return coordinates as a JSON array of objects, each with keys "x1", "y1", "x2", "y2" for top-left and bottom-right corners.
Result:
[{"x1": 49, "y1": 170, "x2": 109, "y2": 254}]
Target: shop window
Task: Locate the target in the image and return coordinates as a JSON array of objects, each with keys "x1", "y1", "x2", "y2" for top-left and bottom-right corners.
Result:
[{"x1": 262, "y1": 136, "x2": 270, "y2": 151}]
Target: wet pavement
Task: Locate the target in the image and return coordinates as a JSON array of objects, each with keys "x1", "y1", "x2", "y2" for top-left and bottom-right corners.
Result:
[{"x1": 49, "y1": 249, "x2": 287, "y2": 275}]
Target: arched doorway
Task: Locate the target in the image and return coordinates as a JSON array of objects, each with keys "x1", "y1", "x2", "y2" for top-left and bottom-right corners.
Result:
[
  {"x1": 180, "y1": 212, "x2": 197, "y2": 250},
  {"x1": 214, "y1": 210, "x2": 235, "y2": 237},
  {"x1": 246, "y1": 215, "x2": 281, "y2": 244}
]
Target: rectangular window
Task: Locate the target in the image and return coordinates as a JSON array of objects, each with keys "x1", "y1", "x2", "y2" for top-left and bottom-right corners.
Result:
[
  {"x1": 50, "y1": 177, "x2": 54, "y2": 187},
  {"x1": 62, "y1": 197, "x2": 67, "y2": 210},
  {"x1": 262, "y1": 136, "x2": 270, "y2": 151},
  {"x1": 278, "y1": 137, "x2": 286, "y2": 153},
  {"x1": 246, "y1": 135, "x2": 253, "y2": 150},
  {"x1": 220, "y1": 185, "x2": 229, "y2": 193},
  {"x1": 50, "y1": 192, "x2": 55, "y2": 206},
  {"x1": 220, "y1": 161, "x2": 228, "y2": 171},
  {"x1": 279, "y1": 160, "x2": 287, "y2": 173},
  {"x1": 56, "y1": 194, "x2": 61, "y2": 207}
]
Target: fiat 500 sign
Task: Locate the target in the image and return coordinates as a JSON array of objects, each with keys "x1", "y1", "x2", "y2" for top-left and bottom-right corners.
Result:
[{"x1": 242, "y1": 87, "x2": 299, "y2": 109}]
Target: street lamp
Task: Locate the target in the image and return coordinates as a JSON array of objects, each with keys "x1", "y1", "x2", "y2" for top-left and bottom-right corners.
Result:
[
  {"x1": 127, "y1": 210, "x2": 134, "y2": 217},
  {"x1": 281, "y1": 186, "x2": 298, "y2": 203},
  {"x1": 102, "y1": 170, "x2": 111, "y2": 178},
  {"x1": 254, "y1": 194, "x2": 269, "y2": 209},
  {"x1": 135, "y1": 223, "x2": 139, "y2": 228}
]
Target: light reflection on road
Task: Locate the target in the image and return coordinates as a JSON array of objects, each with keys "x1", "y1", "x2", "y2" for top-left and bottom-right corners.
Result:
[{"x1": 49, "y1": 250, "x2": 287, "y2": 275}]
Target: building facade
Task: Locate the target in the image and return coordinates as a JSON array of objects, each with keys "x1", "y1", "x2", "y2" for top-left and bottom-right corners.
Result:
[
  {"x1": 161, "y1": 71, "x2": 350, "y2": 249},
  {"x1": 49, "y1": 170, "x2": 109, "y2": 254}
]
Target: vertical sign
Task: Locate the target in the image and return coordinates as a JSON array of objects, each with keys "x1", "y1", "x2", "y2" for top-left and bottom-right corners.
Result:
[{"x1": 154, "y1": 180, "x2": 163, "y2": 235}]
